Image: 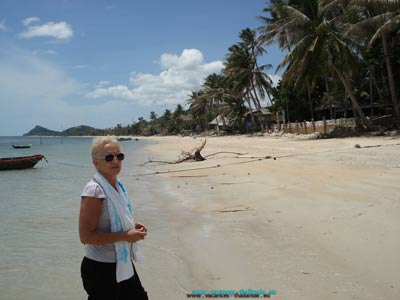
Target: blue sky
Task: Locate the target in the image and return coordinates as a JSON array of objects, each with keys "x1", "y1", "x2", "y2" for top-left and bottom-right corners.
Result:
[{"x1": 0, "y1": 0, "x2": 284, "y2": 136}]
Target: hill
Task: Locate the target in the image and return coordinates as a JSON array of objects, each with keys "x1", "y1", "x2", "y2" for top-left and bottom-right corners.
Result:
[
  {"x1": 24, "y1": 125, "x2": 103, "y2": 136},
  {"x1": 23, "y1": 125, "x2": 61, "y2": 136},
  {"x1": 62, "y1": 125, "x2": 99, "y2": 136}
]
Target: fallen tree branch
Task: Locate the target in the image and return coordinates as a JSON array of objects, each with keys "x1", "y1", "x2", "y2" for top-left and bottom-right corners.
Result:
[
  {"x1": 140, "y1": 140, "x2": 251, "y2": 165},
  {"x1": 203, "y1": 151, "x2": 248, "y2": 158},
  {"x1": 177, "y1": 138, "x2": 207, "y2": 163},
  {"x1": 140, "y1": 138, "x2": 208, "y2": 165}
]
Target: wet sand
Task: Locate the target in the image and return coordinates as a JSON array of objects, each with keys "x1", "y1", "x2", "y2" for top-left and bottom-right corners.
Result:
[{"x1": 126, "y1": 134, "x2": 400, "y2": 300}]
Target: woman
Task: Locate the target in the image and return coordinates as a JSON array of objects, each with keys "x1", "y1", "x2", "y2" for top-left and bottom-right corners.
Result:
[{"x1": 79, "y1": 136, "x2": 148, "y2": 300}]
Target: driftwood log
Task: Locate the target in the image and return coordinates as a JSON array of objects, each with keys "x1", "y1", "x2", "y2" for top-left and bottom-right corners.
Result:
[
  {"x1": 141, "y1": 138, "x2": 246, "y2": 165},
  {"x1": 177, "y1": 138, "x2": 207, "y2": 162}
]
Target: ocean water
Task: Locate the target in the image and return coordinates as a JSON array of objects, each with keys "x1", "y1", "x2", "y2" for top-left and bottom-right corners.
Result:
[{"x1": 0, "y1": 136, "x2": 151, "y2": 300}]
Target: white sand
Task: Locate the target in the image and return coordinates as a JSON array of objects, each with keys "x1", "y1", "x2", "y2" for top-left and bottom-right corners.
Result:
[{"x1": 132, "y1": 134, "x2": 400, "y2": 300}]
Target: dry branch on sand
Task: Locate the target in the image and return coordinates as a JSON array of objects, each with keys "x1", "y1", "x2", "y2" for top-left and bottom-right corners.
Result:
[{"x1": 141, "y1": 138, "x2": 247, "y2": 165}]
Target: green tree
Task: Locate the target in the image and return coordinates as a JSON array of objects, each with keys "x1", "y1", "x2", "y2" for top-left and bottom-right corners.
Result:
[
  {"x1": 224, "y1": 28, "x2": 273, "y2": 131},
  {"x1": 260, "y1": 0, "x2": 371, "y2": 128},
  {"x1": 347, "y1": 0, "x2": 400, "y2": 123},
  {"x1": 149, "y1": 111, "x2": 158, "y2": 135},
  {"x1": 187, "y1": 90, "x2": 208, "y2": 131},
  {"x1": 173, "y1": 104, "x2": 184, "y2": 134},
  {"x1": 161, "y1": 109, "x2": 173, "y2": 134}
]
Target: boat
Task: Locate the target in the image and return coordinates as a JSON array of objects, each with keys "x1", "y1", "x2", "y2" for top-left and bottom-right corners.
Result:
[
  {"x1": 0, "y1": 154, "x2": 47, "y2": 171},
  {"x1": 12, "y1": 144, "x2": 32, "y2": 149},
  {"x1": 117, "y1": 137, "x2": 132, "y2": 141}
]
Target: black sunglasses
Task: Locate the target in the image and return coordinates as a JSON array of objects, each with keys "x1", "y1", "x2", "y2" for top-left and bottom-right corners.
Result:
[{"x1": 104, "y1": 153, "x2": 125, "y2": 162}]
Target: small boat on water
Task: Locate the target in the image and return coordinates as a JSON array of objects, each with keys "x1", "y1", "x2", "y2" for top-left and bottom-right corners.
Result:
[
  {"x1": 12, "y1": 144, "x2": 32, "y2": 149},
  {"x1": 0, "y1": 154, "x2": 47, "y2": 171},
  {"x1": 117, "y1": 137, "x2": 132, "y2": 141}
]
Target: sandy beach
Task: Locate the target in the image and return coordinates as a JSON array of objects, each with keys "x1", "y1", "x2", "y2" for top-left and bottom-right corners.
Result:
[{"x1": 128, "y1": 134, "x2": 400, "y2": 300}]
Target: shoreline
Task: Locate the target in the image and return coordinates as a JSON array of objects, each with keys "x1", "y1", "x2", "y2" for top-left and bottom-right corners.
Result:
[{"x1": 128, "y1": 135, "x2": 399, "y2": 300}]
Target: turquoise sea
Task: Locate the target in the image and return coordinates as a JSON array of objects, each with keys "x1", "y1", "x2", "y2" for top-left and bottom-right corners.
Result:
[{"x1": 0, "y1": 136, "x2": 151, "y2": 300}]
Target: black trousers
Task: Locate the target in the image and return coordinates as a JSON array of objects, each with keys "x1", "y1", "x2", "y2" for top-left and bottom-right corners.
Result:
[{"x1": 81, "y1": 257, "x2": 148, "y2": 300}]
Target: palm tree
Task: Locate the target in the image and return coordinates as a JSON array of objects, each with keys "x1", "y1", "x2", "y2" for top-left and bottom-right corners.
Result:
[
  {"x1": 347, "y1": 0, "x2": 400, "y2": 123},
  {"x1": 218, "y1": 85, "x2": 248, "y2": 132},
  {"x1": 202, "y1": 73, "x2": 228, "y2": 126},
  {"x1": 224, "y1": 28, "x2": 273, "y2": 131},
  {"x1": 240, "y1": 28, "x2": 274, "y2": 113},
  {"x1": 224, "y1": 44, "x2": 257, "y2": 129},
  {"x1": 150, "y1": 111, "x2": 157, "y2": 121},
  {"x1": 149, "y1": 111, "x2": 158, "y2": 135},
  {"x1": 161, "y1": 109, "x2": 172, "y2": 134},
  {"x1": 137, "y1": 116, "x2": 147, "y2": 135},
  {"x1": 162, "y1": 109, "x2": 172, "y2": 120},
  {"x1": 264, "y1": 0, "x2": 371, "y2": 128},
  {"x1": 173, "y1": 104, "x2": 184, "y2": 133},
  {"x1": 187, "y1": 90, "x2": 208, "y2": 131},
  {"x1": 257, "y1": 0, "x2": 294, "y2": 51}
]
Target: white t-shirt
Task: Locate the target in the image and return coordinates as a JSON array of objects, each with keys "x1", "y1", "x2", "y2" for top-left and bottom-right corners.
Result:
[{"x1": 81, "y1": 179, "x2": 116, "y2": 262}]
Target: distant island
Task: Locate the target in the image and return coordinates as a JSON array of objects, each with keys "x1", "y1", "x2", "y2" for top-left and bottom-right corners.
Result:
[{"x1": 24, "y1": 125, "x2": 105, "y2": 136}]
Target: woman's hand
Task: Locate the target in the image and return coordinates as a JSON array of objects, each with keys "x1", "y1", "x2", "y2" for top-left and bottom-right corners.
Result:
[
  {"x1": 80, "y1": 197, "x2": 148, "y2": 245},
  {"x1": 126, "y1": 221, "x2": 147, "y2": 243},
  {"x1": 126, "y1": 228, "x2": 147, "y2": 243},
  {"x1": 135, "y1": 221, "x2": 147, "y2": 233}
]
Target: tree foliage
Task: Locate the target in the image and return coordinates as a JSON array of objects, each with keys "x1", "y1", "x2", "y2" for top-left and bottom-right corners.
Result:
[{"x1": 111, "y1": 1, "x2": 400, "y2": 136}]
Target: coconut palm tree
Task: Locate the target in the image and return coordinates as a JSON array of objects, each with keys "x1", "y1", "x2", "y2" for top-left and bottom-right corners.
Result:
[
  {"x1": 347, "y1": 0, "x2": 400, "y2": 123},
  {"x1": 224, "y1": 44, "x2": 257, "y2": 129},
  {"x1": 257, "y1": 0, "x2": 294, "y2": 51},
  {"x1": 172, "y1": 104, "x2": 184, "y2": 133},
  {"x1": 218, "y1": 88, "x2": 248, "y2": 132},
  {"x1": 136, "y1": 116, "x2": 147, "y2": 135},
  {"x1": 149, "y1": 111, "x2": 158, "y2": 135},
  {"x1": 239, "y1": 28, "x2": 274, "y2": 113},
  {"x1": 224, "y1": 29, "x2": 273, "y2": 131},
  {"x1": 262, "y1": 0, "x2": 371, "y2": 128},
  {"x1": 161, "y1": 109, "x2": 173, "y2": 134},
  {"x1": 202, "y1": 73, "x2": 225, "y2": 115},
  {"x1": 187, "y1": 90, "x2": 208, "y2": 131}
]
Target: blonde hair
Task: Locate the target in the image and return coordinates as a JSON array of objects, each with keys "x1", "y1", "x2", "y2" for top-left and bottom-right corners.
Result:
[{"x1": 91, "y1": 136, "x2": 120, "y2": 160}]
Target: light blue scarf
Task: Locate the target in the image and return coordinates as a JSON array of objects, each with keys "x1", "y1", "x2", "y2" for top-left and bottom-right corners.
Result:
[{"x1": 94, "y1": 172, "x2": 142, "y2": 282}]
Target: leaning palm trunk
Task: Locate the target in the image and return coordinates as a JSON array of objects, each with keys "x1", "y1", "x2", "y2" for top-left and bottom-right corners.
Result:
[
  {"x1": 325, "y1": 77, "x2": 333, "y2": 119},
  {"x1": 250, "y1": 57, "x2": 267, "y2": 131},
  {"x1": 369, "y1": 66, "x2": 374, "y2": 116},
  {"x1": 245, "y1": 92, "x2": 256, "y2": 132},
  {"x1": 249, "y1": 89, "x2": 266, "y2": 131},
  {"x1": 306, "y1": 80, "x2": 314, "y2": 120},
  {"x1": 332, "y1": 65, "x2": 372, "y2": 129},
  {"x1": 249, "y1": 81, "x2": 265, "y2": 131},
  {"x1": 204, "y1": 106, "x2": 208, "y2": 131},
  {"x1": 371, "y1": 66, "x2": 384, "y2": 104},
  {"x1": 381, "y1": 30, "x2": 400, "y2": 124}
]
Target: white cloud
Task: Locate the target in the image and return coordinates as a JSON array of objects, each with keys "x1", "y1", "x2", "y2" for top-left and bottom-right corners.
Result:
[
  {"x1": 19, "y1": 21, "x2": 74, "y2": 40},
  {"x1": 0, "y1": 19, "x2": 7, "y2": 32},
  {"x1": 86, "y1": 49, "x2": 224, "y2": 106},
  {"x1": 22, "y1": 17, "x2": 41, "y2": 26},
  {"x1": 0, "y1": 45, "x2": 84, "y2": 134},
  {"x1": 0, "y1": 44, "x2": 149, "y2": 135},
  {"x1": 94, "y1": 80, "x2": 111, "y2": 88},
  {"x1": 0, "y1": 46, "x2": 81, "y2": 101},
  {"x1": 87, "y1": 85, "x2": 133, "y2": 99}
]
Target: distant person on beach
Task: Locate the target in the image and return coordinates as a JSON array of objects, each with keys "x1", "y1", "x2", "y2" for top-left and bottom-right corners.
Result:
[
  {"x1": 246, "y1": 119, "x2": 253, "y2": 133},
  {"x1": 79, "y1": 136, "x2": 148, "y2": 300}
]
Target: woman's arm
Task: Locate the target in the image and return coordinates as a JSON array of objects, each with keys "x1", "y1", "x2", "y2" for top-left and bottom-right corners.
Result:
[{"x1": 79, "y1": 197, "x2": 147, "y2": 244}]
